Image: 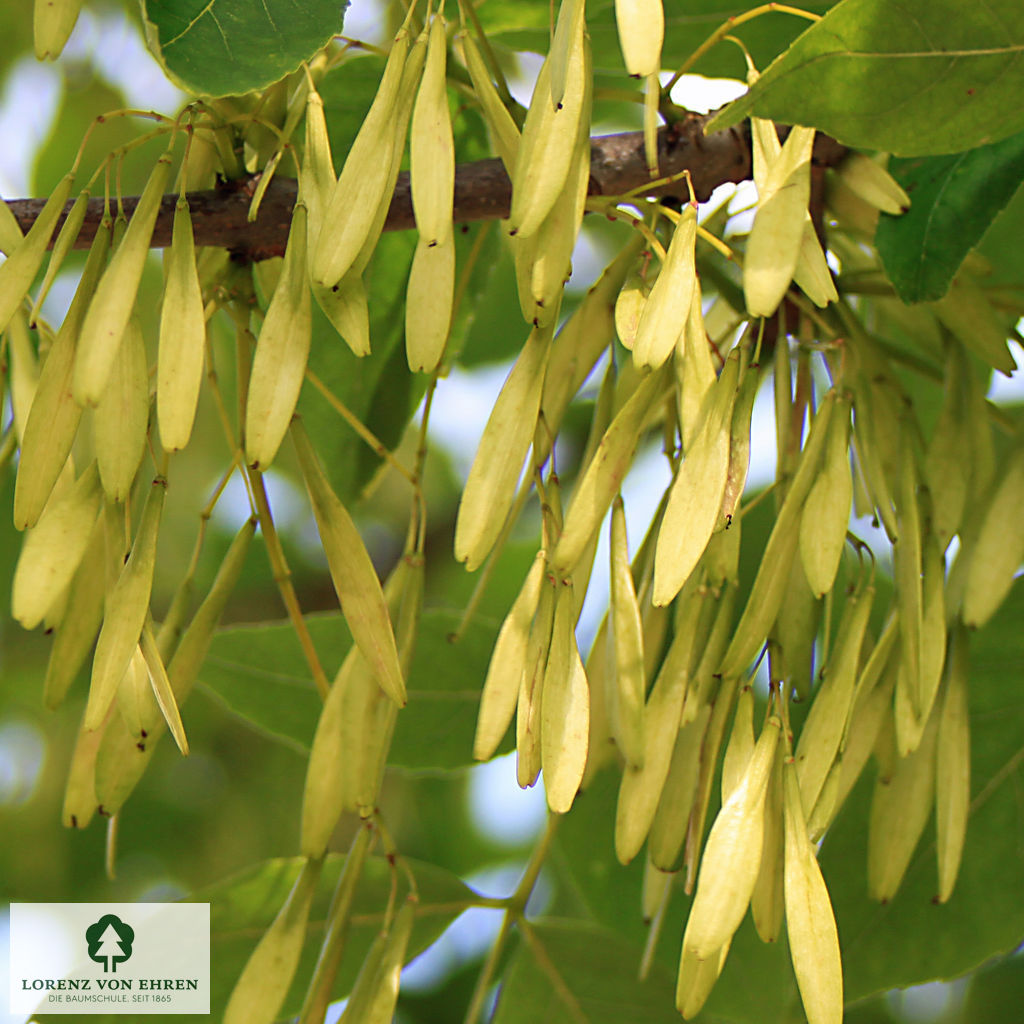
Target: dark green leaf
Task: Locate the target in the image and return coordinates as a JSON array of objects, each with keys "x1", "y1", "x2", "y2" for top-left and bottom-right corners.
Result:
[
  {"x1": 198, "y1": 614, "x2": 329, "y2": 752},
  {"x1": 977, "y1": 170, "x2": 1024, "y2": 287},
  {"x1": 141, "y1": 0, "x2": 347, "y2": 97},
  {"x1": 492, "y1": 920, "x2": 680, "y2": 1024},
  {"x1": 820, "y1": 582, "x2": 1024, "y2": 1001},
  {"x1": 548, "y1": 767, "x2": 648, "y2": 943},
  {"x1": 394, "y1": 611, "x2": 505, "y2": 770},
  {"x1": 199, "y1": 609, "x2": 503, "y2": 768},
  {"x1": 426, "y1": 540, "x2": 540, "y2": 618},
  {"x1": 708, "y1": 0, "x2": 1024, "y2": 156},
  {"x1": 877, "y1": 130, "x2": 1024, "y2": 302},
  {"x1": 456, "y1": 241, "x2": 528, "y2": 367},
  {"x1": 962, "y1": 955, "x2": 1024, "y2": 1023}
]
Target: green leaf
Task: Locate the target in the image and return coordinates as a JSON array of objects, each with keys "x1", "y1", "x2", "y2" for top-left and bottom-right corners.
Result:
[
  {"x1": 456, "y1": 241, "x2": 527, "y2": 367},
  {"x1": 977, "y1": 167, "x2": 1024, "y2": 287},
  {"x1": 395, "y1": 612, "x2": 506, "y2": 770},
  {"x1": 197, "y1": 853, "x2": 475, "y2": 1019},
  {"x1": 199, "y1": 609, "x2": 503, "y2": 769},
  {"x1": 708, "y1": 0, "x2": 1024, "y2": 156},
  {"x1": 141, "y1": 0, "x2": 347, "y2": 97},
  {"x1": 199, "y1": 615, "x2": 328, "y2": 753},
  {"x1": 962, "y1": 955, "x2": 1024, "y2": 1023},
  {"x1": 492, "y1": 920, "x2": 680, "y2": 1024},
  {"x1": 548, "y1": 767, "x2": 648, "y2": 943},
  {"x1": 876, "y1": 130, "x2": 1024, "y2": 302},
  {"x1": 819, "y1": 582, "x2": 1024, "y2": 1001}
]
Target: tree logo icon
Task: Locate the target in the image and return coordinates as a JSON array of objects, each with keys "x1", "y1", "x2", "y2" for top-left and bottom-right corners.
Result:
[{"x1": 85, "y1": 914, "x2": 135, "y2": 973}]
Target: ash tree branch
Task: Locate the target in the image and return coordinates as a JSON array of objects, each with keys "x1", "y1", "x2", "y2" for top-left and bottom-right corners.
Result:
[{"x1": 3, "y1": 115, "x2": 847, "y2": 261}]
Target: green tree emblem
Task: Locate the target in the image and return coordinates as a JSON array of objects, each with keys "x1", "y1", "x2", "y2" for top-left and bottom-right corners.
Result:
[{"x1": 85, "y1": 915, "x2": 135, "y2": 974}]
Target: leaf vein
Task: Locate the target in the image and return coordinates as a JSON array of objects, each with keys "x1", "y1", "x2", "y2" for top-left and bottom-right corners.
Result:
[{"x1": 161, "y1": 0, "x2": 217, "y2": 49}]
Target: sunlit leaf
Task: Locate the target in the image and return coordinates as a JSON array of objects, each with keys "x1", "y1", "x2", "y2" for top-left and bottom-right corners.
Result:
[{"x1": 709, "y1": 0, "x2": 1024, "y2": 155}]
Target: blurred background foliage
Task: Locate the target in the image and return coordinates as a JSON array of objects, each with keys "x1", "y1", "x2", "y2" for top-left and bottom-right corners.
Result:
[{"x1": 1, "y1": 1, "x2": 1023, "y2": 1022}]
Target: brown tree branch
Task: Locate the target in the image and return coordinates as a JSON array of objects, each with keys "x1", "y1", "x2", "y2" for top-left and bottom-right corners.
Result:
[{"x1": 3, "y1": 115, "x2": 847, "y2": 261}]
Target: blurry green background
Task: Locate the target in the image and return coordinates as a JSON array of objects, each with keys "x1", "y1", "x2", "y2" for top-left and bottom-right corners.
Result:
[{"x1": 1, "y1": 2, "x2": 1023, "y2": 1023}]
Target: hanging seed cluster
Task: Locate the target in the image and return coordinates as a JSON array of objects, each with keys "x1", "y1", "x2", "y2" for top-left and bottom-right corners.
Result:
[{"x1": 9, "y1": 0, "x2": 1024, "y2": 1020}]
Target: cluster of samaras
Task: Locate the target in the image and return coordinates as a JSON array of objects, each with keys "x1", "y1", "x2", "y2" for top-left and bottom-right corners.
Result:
[{"x1": 6, "y1": 0, "x2": 1023, "y2": 1021}]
